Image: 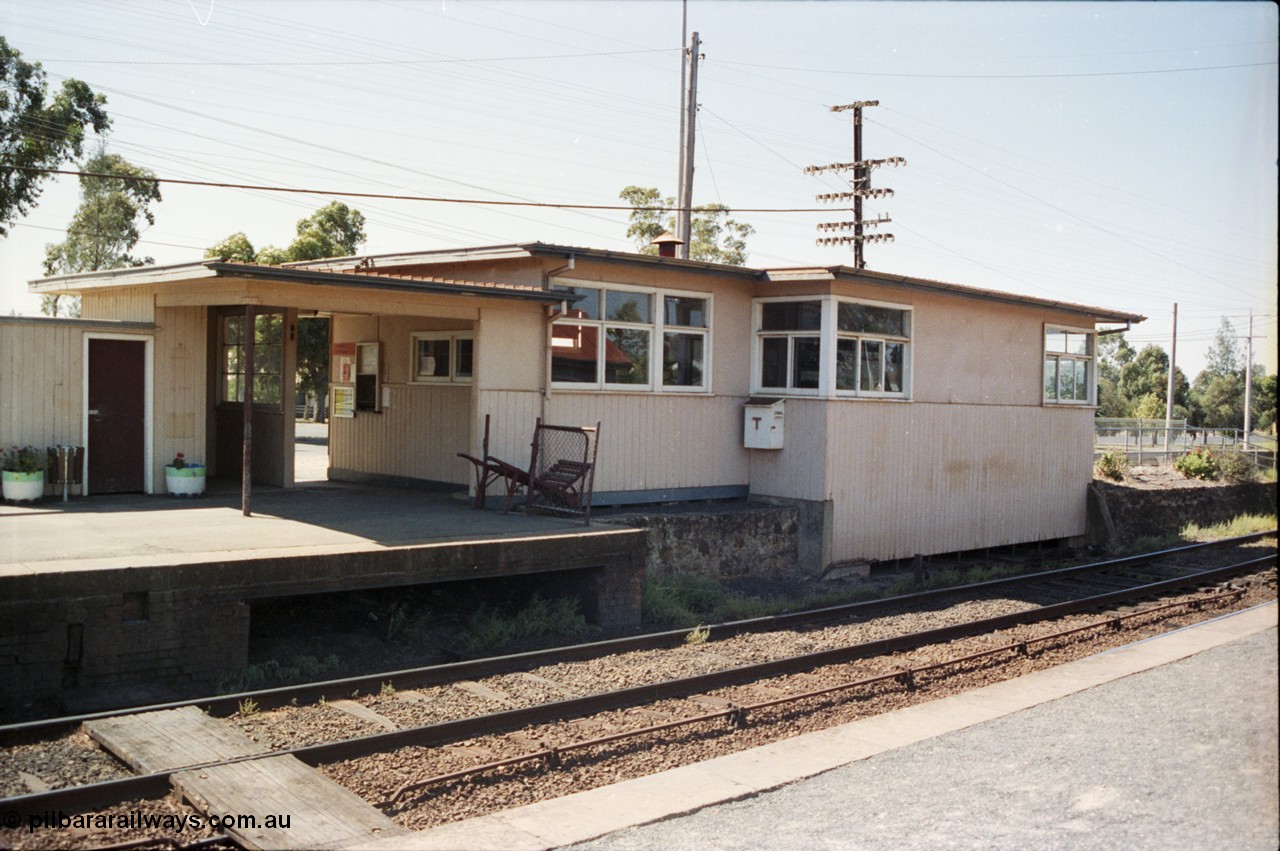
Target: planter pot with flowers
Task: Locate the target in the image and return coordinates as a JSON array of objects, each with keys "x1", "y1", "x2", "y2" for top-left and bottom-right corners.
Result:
[
  {"x1": 2, "y1": 445, "x2": 48, "y2": 503},
  {"x1": 165, "y1": 453, "x2": 206, "y2": 497}
]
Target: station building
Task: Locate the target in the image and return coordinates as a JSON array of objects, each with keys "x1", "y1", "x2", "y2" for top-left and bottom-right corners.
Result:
[{"x1": 17, "y1": 241, "x2": 1144, "y2": 572}]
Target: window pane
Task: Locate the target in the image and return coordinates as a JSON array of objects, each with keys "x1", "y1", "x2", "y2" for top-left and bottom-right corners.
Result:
[
  {"x1": 836, "y1": 338, "x2": 857, "y2": 390},
  {"x1": 838, "y1": 303, "x2": 905, "y2": 336},
  {"x1": 225, "y1": 374, "x2": 242, "y2": 404},
  {"x1": 455, "y1": 338, "x2": 473, "y2": 379},
  {"x1": 1045, "y1": 330, "x2": 1067, "y2": 354},
  {"x1": 224, "y1": 316, "x2": 243, "y2": 344},
  {"x1": 860, "y1": 340, "x2": 884, "y2": 391},
  {"x1": 253, "y1": 374, "x2": 281, "y2": 404},
  {"x1": 254, "y1": 314, "x2": 282, "y2": 345},
  {"x1": 885, "y1": 342, "x2": 904, "y2": 392},
  {"x1": 761, "y1": 301, "x2": 822, "y2": 331},
  {"x1": 1067, "y1": 333, "x2": 1091, "y2": 356},
  {"x1": 253, "y1": 345, "x2": 281, "y2": 375},
  {"x1": 1074, "y1": 359, "x2": 1088, "y2": 401},
  {"x1": 793, "y1": 337, "x2": 821, "y2": 389},
  {"x1": 223, "y1": 344, "x2": 240, "y2": 374},
  {"x1": 551, "y1": 323, "x2": 598, "y2": 383},
  {"x1": 761, "y1": 338, "x2": 788, "y2": 388},
  {"x1": 605, "y1": 290, "x2": 651, "y2": 323},
  {"x1": 663, "y1": 332, "x2": 704, "y2": 387},
  {"x1": 416, "y1": 339, "x2": 450, "y2": 378},
  {"x1": 664, "y1": 296, "x2": 707, "y2": 328},
  {"x1": 1058, "y1": 358, "x2": 1075, "y2": 400},
  {"x1": 551, "y1": 286, "x2": 599, "y2": 320},
  {"x1": 605, "y1": 327, "x2": 650, "y2": 384},
  {"x1": 1044, "y1": 358, "x2": 1058, "y2": 398}
]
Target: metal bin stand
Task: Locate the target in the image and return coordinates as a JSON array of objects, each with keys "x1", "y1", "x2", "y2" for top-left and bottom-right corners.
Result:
[{"x1": 48, "y1": 445, "x2": 85, "y2": 503}]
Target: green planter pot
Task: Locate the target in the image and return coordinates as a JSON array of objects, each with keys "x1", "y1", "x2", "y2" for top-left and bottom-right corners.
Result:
[
  {"x1": 2, "y1": 470, "x2": 45, "y2": 503},
  {"x1": 165, "y1": 465, "x2": 206, "y2": 497}
]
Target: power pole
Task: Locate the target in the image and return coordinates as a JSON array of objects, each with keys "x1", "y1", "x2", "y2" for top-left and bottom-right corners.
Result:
[
  {"x1": 1243, "y1": 310, "x2": 1255, "y2": 448},
  {"x1": 675, "y1": 2, "x2": 688, "y2": 254},
  {"x1": 806, "y1": 100, "x2": 904, "y2": 268},
  {"x1": 1164, "y1": 302, "x2": 1177, "y2": 454},
  {"x1": 675, "y1": 31, "x2": 701, "y2": 259}
]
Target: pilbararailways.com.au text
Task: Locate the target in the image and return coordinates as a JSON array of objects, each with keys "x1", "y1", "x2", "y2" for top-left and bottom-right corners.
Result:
[{"x1": 15, "y1": 809, "x2": 292, "y2": 833}]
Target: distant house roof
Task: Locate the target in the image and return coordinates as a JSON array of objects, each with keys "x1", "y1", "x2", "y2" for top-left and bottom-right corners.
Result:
[{"x1": 30, "y1": 243, "x2": 1145, "y2": 324}]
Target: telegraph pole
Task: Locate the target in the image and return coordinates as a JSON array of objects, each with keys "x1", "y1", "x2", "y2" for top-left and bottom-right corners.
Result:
[
  {"x1": 675, "y1": 2, "x2": 688, "y2": 254},
  {"x1": 675, "y1": 31, "x2": 701, "y2": 259},
  {"x1": 806, "y1": 101, "x2": 904, "y2": 268},
  {"x1": 1244, "y1": 310, "x2": 1254, "y2": 448},
  {"x1": 1164, "y1": 303, "x2": 1177, "y2": 454}
]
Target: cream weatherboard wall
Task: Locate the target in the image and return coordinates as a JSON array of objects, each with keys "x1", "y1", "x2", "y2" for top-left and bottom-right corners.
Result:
[
  {"x1": 0, "y1": 319, "x2": 92, "y2": 453},
  {"x1": 821, "y1": 402, "x2": 1093, "y2": 563},
  {"x1": 742, "y1": 286, "x2": 1101, "y2": 564},
  {"x1": 80, "y1": 291, "x2": 207, "y2": 491}
]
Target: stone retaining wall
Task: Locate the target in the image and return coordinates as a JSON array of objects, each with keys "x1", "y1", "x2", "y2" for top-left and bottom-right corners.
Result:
[
  {"x1": 607, "y1": 502, "x2": 800, "y2": 579},
  {"x1": 1088, "y1": 480, "x2": 1276, "y2": 547}
]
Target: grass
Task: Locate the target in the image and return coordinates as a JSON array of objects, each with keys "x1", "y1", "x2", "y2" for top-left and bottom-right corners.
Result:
[
  {"x1": 455, "y1": 594, "x2": 590, "y2": 655},
  {"x1": 1181, "y1": 513, "x2": 1277, "y2": 541},
  {"x1": 219, "y1": 653, "x2": 341, "y2": 694},
  {"x1": 643, "y1": 572, "x2": 887, "y2": 630}
]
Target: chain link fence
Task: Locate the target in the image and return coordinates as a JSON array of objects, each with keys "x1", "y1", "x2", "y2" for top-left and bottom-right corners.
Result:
[{"x1": 1094, "y1": 418, "x2": 1277, "y2": 469}]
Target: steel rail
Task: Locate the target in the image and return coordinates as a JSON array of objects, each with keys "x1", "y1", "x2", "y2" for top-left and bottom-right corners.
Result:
[
  {"x1": 384, "y1": 587, "x2": 1250, "y2": 806},
  {"x1": 2, "y1": 553, "x2": 1270, "y2": 817},
  {"x1": 2, "y1": 530, "x2": 1271, "y2": 746}
]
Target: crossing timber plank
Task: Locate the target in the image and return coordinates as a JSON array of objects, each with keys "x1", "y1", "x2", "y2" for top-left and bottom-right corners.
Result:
[
  {"x1": 173, "y1": 755, "x2": 408, "y2": 850},
  {"x1": 85, "y1": 706, "x2": 269, "y2": 773}
]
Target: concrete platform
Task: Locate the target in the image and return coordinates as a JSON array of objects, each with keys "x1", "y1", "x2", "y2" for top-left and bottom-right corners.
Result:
[
  {"x1": 355, "y1": 602, "x2": 1278, "y2": 850},
  {"x1": 0, "y1": 480, "x2": 647, "y2": 720},
  {"x1": 0, "y1": 479, "x2": 588, "y2": 576}
]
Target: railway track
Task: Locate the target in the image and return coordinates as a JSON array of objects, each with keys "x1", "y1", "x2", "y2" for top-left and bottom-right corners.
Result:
[
  {"x1": 0, "y1": 533, "x2": 1274, "y2": 848},
  {"x1": 3, "y1": 531, "x2": 1272, "y2": 745}
]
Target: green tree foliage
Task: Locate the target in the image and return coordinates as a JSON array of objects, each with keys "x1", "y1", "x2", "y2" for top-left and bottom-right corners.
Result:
[
  {"x1": 1202, "y1": 317, "x2": 1240, "y2": 377},
  {"x1": 205, "y1": 203, "x2": 367, "y2": 421},
  {"x1": 1094, "y1": 333, "x2": 1137, "y2": 417},
  {"x1": 205, "y1": 231, "x2": 256, "y2": 262},
  {"x1": 41, "y1": 149, "x2": 161, "y2": 316},
  {"x1": 1, "y1": 36, "x2": 110, "y2": 236},
  {"x1": 1117, "y1": 345, "x2": 1189, "y2": 413},
  {"x1": 1250, "y1": 371, "x2": 1276, "y2": 433},
  {"x1": 1192, "y1": 370, "x2": 1244, "y2": 430},
  {"x1": 619, "y1": 185, "x2": 754, "y2": 265}
]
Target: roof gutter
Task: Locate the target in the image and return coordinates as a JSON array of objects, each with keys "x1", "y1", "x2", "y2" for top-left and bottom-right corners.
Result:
[{"x1": 205, "y1": 262, "x2": 572, "y2": 304}]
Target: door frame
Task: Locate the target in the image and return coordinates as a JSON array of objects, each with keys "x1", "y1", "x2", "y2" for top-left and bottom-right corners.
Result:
[{"x1": 83, "y1": 333, "x2": 154, "y2": 496}]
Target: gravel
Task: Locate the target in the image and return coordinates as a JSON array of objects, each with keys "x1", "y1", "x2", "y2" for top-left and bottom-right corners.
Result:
[
  {"x1": 0, "y1": 731, "x2": 130, "y2": 797},
  {"x1": 0, "y1": 556, "x2": 1271, "y2": 849}
]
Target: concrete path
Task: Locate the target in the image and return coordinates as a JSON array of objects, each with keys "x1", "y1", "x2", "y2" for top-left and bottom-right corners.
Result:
[{"x1": 355, "y1": 603, "x2": 1278, "y2": 850}]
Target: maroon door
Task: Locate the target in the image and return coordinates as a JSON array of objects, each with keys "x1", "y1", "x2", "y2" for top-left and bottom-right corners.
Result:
[{"x1": 88, "y1": 339, "x2": 146, "y2": 493}]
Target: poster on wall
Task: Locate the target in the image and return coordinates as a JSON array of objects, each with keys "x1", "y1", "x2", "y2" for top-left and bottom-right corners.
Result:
[
  {"x1": 336, "y1": 356, "x2": 354, "y2": 384},
  {"x1": 331, "y1": 385, "x2": 355, "y2": 418},
  {"x1": 333, "y1": 342, "x2": 356, "y2": 385}
]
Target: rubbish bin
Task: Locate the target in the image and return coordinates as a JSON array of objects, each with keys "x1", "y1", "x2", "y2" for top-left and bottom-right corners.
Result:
[{"x1": 48, "y1": 445, "x2": 84, "y2": 503}]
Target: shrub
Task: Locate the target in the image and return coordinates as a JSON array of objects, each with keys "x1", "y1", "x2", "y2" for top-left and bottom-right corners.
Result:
[
  {"x1": 1214, "y1": 450, "x2": 1257, "y2": 483},
  {"x1": 1, "y1": 445, "x2": 47, "y2": 474},
  {"x1": 1174, "y1": 448, "x2": 1219, "y2": 480},
  {"x1": 1094, "y1": 450, "x2": 1129, "y2": 482}
]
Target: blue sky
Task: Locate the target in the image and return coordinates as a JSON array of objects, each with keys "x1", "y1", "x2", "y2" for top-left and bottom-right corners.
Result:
[{"x1": 2, "y1": 0, "x2": 1276, "y2": 375}]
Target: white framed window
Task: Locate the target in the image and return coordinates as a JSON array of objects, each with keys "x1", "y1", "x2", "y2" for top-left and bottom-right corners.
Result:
[
  {"x1": 219, "y1": 311, "x2": 284, "y2": 407},
  {"x1": 410, "y1": 332, "x2": 474, "y2": 384},
  {"x1": 753, "y1": 296, "x2": 911, "y2": 399},
  {"x1": 551, "y1": 282, "x2": 710, "y2": 392},
  {"x1": 1043, "y1": 325, "x2": 1094, "y2": 405}
]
